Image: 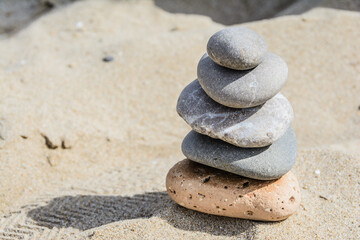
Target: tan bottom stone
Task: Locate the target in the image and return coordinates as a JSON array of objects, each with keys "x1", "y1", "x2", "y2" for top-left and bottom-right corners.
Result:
[{"x1": 166, "y1": 159, "x2": 301, "y2": 221}]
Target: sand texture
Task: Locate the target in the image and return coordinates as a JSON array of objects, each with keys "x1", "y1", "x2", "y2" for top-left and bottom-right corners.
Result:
[{"x1": 0, "y1": 0, "x2": 359, "y2": 239}]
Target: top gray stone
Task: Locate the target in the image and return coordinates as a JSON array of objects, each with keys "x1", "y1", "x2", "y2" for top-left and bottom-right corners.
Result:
[
  {"x1": 207, "y1": 27, "x2": 267, "y2": 70},
  {"x1": 176, "y1": 80, "x2": 294, "y2": 148}
]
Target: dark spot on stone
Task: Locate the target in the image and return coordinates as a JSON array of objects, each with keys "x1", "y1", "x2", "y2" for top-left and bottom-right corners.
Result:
[
  {"x1": 198, "y1": 193, "x2": 205, "y2": 198},
  {"x1": 266, "y1": 132, "x2": 274, "y2": 138},
  {"x1": 270, "y1": 209, "x2": 273, "y2": 212},
  {"x1": 21, "y1": 135, "x2": 28, "y2": 139},
  {"x1": 229, "y1": 204, "x2": 233, "y2": 206},
  {"x1": 224, "y1": 186, "x2": 228, "y2": 189},
  {"x1": 253, "y1": 193, "x2": 256, "y2": 197},
  {"x1": 281, "y1": 207, "x2": 284, "y2": 210},
  {"x1": 43, "y1": 1, "x2": 55, "y2": 8},
  {"x1": 106, "y1": 137, "x2": 111, "y2": 142},
  {"x1": 289, "y1": 196, "x2": 295, "y2": 202},
  {"x1": 222, "y1": 208, "x2": 226, "y2": 211},
  {"x1": 242, "y1": 182, "x2": 249, "y2": 188},
  {"x1": 247, "y1": 211, "x2": 253, "y2": 215},
  {"x1": 202, "y1": 176, "x2": 211, "y2": 183},
  {"x1": 193, "y1": 206, "x2": 197, "y2": 208},
  {"x1": 103, "y1": 56, "x2": 114, "y2": 62},
  {"x1": 239, "y1": 195, "x2": 243, "y2": 198},
  {"x1": 216, "y1": 206, "x2": 220, "y2": 209},
  {"x1": 41, "y1": 134, "x2": 58, "y2": 150},
  {"x1": 281, "y1": 201, "x2": 284, "y2": 203},
  {"x1": 358, "y1": 105, "x2": 360, "y2": 111},
  {"x1": 189, "y1": 194, "x2": 192, "y2": 199},
  {"x1": 194, "y1": 167, "x2": 206, "y2": 175}
]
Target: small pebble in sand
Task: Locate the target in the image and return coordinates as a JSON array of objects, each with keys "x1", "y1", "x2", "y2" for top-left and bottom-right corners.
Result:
[
  {"x1": 76, "y1": 21, "x2": 83, "y2": 28},
  {"x1": 315, "y1": 169, "x2": 321, "y2": 175},
  {"x1": 103, "y1": 56, "x2": 114, "y2": 62}
]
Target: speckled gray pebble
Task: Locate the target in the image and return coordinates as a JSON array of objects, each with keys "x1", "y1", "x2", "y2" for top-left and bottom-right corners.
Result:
[
  {"x1": 207, "y1": 27, "x2": 267, "y2": 70},
  {"x1": 182, "y1": 128, "x2": 297, "y2": 180},
  {"x1": 198, "y1": 52, "x2": 288, "y2": 108},
  {"x1": 176, "y1": 80, "x2": 293, "y2": 148}
]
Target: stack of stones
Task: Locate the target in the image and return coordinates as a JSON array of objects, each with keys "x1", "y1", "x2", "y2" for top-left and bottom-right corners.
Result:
[{"x1": 166, "y1": 27, "x2": 301, "y2": 221}]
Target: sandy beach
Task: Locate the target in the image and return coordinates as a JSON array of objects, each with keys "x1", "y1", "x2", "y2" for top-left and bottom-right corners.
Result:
[{"x1": 0, "y1": 0, "x2": 359, "y2": 239}]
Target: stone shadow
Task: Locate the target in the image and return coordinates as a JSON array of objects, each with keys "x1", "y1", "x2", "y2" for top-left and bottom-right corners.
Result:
[
  {"x1": 153, "y1": 0, "x2": 360, "y2": 25},
  {"x1": 27, "y1": 191, "x2": 257, "y2": 237},
  {"x1": 0, "y1": 0, "x2": 77, "y2": 35},
  {"x1": 153, "y1": 0, "x2": 297, "y2": 25},
  {"x1": 3, "y1": 0, "x2": 360, "y2": 35}
]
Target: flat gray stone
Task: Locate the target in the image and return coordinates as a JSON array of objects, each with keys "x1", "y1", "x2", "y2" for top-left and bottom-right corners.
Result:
[
  {"x1": 207, "y1": 27, "x2": 267, "y2": 70},
  {"x1": 182, "y1": 128, "x2": 297, "y2": 180},
  {"x1": 176, "y1": 80, "x2": 293, "y2": 148},
  {"x1": 198, "y1": 52, "x2": 288, "y2": 108}
]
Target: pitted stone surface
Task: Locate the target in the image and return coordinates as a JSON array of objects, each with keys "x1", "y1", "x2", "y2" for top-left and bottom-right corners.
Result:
[
  {"x1": 176, "y1": 80, "x2": 294, "y2": 148},
  {"x1": 166, "y1": 159, "x2": 301, "y2": 221},
  {"x1": 182, "y1": 128, "x2": 297, "y2": 180},
  {"x1": 207, "y1": 27, "x2": 268, "y2": 70},
  {"x1": 197, "y1": 52, "x2": 288, "y2": 108}
]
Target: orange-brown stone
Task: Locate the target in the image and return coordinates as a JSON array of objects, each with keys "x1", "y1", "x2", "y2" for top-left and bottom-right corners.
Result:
[{"x1": 166, "y1": 159, "x2": 301, "y2": 221}]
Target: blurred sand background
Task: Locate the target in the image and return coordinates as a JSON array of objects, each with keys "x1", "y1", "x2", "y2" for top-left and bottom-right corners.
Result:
[{"x1": 0, "y1": 0, "x2": 359, "y2": 239}]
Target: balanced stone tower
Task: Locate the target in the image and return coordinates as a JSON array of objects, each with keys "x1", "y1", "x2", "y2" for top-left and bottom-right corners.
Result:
[{"x1": 166, "y1": 27, "x2": 300, "y2": 221}]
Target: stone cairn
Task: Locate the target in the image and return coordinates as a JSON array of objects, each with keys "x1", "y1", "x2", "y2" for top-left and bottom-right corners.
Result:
[{"x1": 166, "y1": 27, "x2": 300, "y2": 221}]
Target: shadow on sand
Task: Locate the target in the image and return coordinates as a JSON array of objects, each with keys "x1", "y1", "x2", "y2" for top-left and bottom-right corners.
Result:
[
  {"x1": 27, "y1": 191, "x2": 257, "y2": 237},
  {"x1": 153, "y1": 0, "x2": 297, "y2": 25},
  {"x1": 3, "y1": 0, "x2": 360, "y2": 35},
  {"x1": 153, "y1": 0, "x2": 360, "y2": 25}
]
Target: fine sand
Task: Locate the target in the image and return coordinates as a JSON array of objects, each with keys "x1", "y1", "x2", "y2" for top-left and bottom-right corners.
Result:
[{"x1": 0, "y1": 0, "x2": 359, "y2": 239}]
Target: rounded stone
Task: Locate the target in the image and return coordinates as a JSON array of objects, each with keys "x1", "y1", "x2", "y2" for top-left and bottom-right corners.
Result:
[
  {"x1": 166, "y1": 159, "x2": 301, "y2": 221},
  {"x1": 197, "y1": 52, "x2": 288, "y2": 108},
  {"x1": 182, "y1": 128, "x2": 297, "y2": 180},
  {"x1": 176, "y1": 80, "x2": 294, "y2": 148},
  {"x1": 207, "y1": 27, "x2": 268, "y2": 70}
]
